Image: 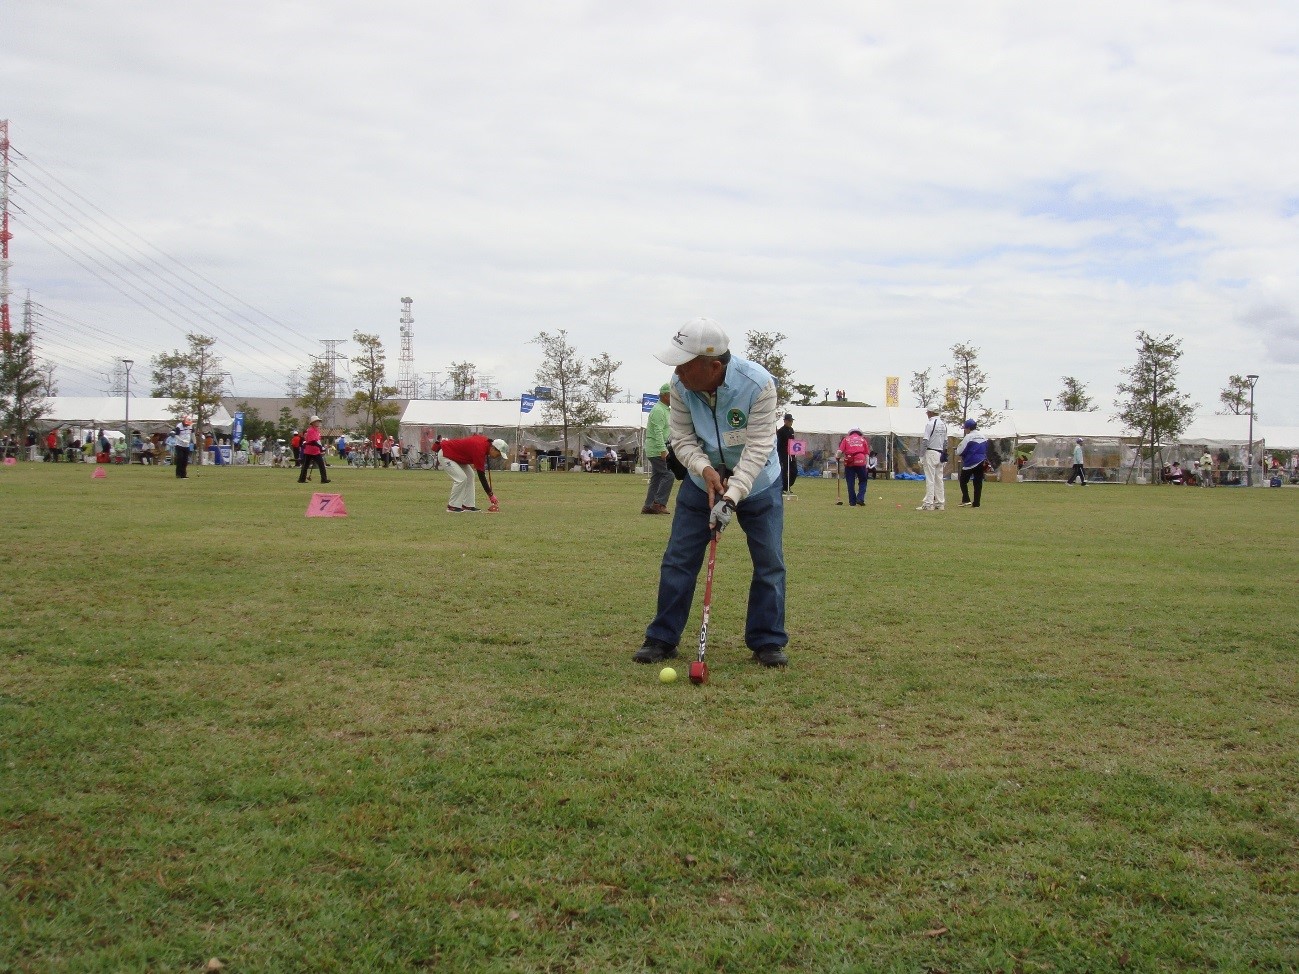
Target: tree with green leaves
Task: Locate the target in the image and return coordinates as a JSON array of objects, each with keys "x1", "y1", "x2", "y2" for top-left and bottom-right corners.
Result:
[
  {"x1": 791, "y1": 382, "x2": 818, "y2": 406},
  {"x1": 1056, "y1": 376, "x2": 1096, "y2": 412},
  {"x1": 296, "y1": 358, "x2": 337, "y2": 427},
  {"x1": 588, "y1": 352, "x2": 622, "y2": 403},
  {"x1": 1, "y1": 332, "x2": 51, "y2": 450},
  {"x1": 1114, "y1": 331, "x2": 1197, "y2": 482},
  {"x1": 448, "y1": 361, "x2": 478, "y2": 400},
  {"x1": 531, "y1": 330, "x2": 609, "y2": 457},
  {"x1": 909, "y1": 368, "x2": 939, "y2": 409},
  {"x1": 1217, "y1": 375, "x2": 1256, "y2": 417},
  {"x1": 744, "y1": 331, "x2": 794, "y2": 406},
  {"x1": 150, "y1": 334, "x2": 226, "y2": 462},
  {"x1": 943, "y1": 342, "x2": 999, "y2": 425},
  {"x1": 345, "y1": 332, "x2": 400, "y2": 435}
]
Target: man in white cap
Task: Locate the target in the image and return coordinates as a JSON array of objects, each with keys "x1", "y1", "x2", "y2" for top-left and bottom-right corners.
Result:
[
  {"x1": 436, "y1": 433, "x2": 508, "y2": 513},
  {"x1": 634, "y1": 317, "x2": 789, "y2": 668},
  {"x1": 1067, "y1": 437, "x2": 1087, "y2": 486},
  {"x1": 918, "y1": 407, "x2": 947, "y2": 511},
  {"x1": 172, "y1": 415, "x2": 194, "y2": 479}
]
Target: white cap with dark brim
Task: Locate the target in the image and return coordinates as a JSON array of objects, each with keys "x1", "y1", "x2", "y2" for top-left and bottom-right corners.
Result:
[{"x1": 655, "y1": 317, "x2": 730, "y2": 366}]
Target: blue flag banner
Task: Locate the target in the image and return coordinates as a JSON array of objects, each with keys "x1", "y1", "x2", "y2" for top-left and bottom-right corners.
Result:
[
  {"x1": 520, "y1": 394, "x2": 536, "y2": 414},
  {"x1": 232, "y1": 411, "x2": 244, "y2": 446},
  {"x1": 641, "y1": 393, "x2": 658, "y2": 413}
]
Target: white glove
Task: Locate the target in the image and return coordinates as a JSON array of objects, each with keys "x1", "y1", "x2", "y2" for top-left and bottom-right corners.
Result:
[{"x1": 709, "y1": 497, "x2": 736, "y2": 533}]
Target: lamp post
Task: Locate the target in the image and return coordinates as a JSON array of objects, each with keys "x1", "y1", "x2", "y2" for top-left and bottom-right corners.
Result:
[
  {"x1": 122, "y1": 359, "x2": 133, "y2": 464},
  {"x1": 1246, "y1": 374, "x2": 1259, "y2": 487},
  {"x1": 1043, "y1": 398, "x2": 1051, "y2": 410}
]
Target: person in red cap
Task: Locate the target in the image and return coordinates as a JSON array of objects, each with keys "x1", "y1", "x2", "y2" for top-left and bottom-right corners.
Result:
[{"x1": 437, "y1": 435, "x2": 508, "y2": 512}]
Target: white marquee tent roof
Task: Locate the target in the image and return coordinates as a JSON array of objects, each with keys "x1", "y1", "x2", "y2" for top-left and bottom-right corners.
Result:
[
  {"x1": 37, "y1": 397, "x2": 234, "y2": 429},
  {"x1": 396, "y1": 401, "x2": 1283, "y2": 447}
]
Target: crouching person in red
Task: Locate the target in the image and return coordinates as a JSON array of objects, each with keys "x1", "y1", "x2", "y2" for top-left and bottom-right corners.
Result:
[{"x1": 437, "y1": 435, "x2": 508, "y2": 512}]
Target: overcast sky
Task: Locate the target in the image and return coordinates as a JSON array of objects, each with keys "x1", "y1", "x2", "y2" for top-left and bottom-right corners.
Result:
[{"x1": 5, "y1": 1, "x2": 1298, "y2": 424}]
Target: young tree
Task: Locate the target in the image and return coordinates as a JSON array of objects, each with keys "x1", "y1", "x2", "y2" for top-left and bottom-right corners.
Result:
[
  {"x1": 909, "y1": 368, "x2": 939, "y2": 409},
  {"x1": 296, "y1": 357, "x2": 337, "y2": 425},
  {"x1": 150, "y1": 351, "x2": 189, "y2": 397},
  {"x1": 943, "y1": 342, "x2": 999, "y2": 425},
  {"x1": 448, "y1": 361, "x2": 478, "y2": 400},
  {"x1": 531, "y1": 329, "x2": 609, "y2": 457},
  {"x1": 1114, "y1": 331, "x2": 1197, "y2": 481},
  {"x1": 1217, "y1": 375, "x2": 1256, "y2": 417},
  {"x1": 1057, "y1": 376, "x2": 1096, "y2": 412},
  {"x1": 151, "y1": 334, "x2": 227, "y2": 462},
  {"x1": 588, "y1": 352, "x2": 623, "y2": 403},
  {"x1": 345, "y1": 332, "x2": 400, "y2": 435},
  {"x1": 791, "y1": 382, "x2": 819, "y2": 406},
  {"x1": 1, "y1": 332, "x2": 51, "y2": 450},
  {"x1": 744, "y1": 331, "x2": 794, "y2": 405}
]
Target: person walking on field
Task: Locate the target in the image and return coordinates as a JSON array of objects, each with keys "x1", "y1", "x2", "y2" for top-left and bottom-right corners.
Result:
[
  {"x1": 1067, "y1": 437, "x2": 1088, "y2": 486},
  {"x1": 634, "y1": 317, "x2": 789, "y2": 669},
  {"x1": 955, "y1": 418, "x2": 988, "y2": 508},
  {"x1": 837, "y1": 427, "x2": 870, "y2": 506},
  {"x1": 172, "y1": 417, "x2": 193, "y2": 479},
  {"x1": 438, "y1": 434, "x2": 508, "y2": 513},
  {"x1": 642, "y1": 382, "x2": 675, "y2": 515},
  {"x1": 297, "y1": 416, "x2": 330, "y2": 484},
  {"x1": 776, "y1": 413, "x2": 799, "y2": 494},
  {"x1": 1199, "y1": 450, "x2": 1214, "y2": 488},
  {"x1": 918, "y1": 407, "x2": 947, "y2": 511}
]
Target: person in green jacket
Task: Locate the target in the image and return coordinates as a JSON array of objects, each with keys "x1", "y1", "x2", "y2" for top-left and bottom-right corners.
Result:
[{"x1": 641, "y1": 382, "x2": 674, "y2": 515}]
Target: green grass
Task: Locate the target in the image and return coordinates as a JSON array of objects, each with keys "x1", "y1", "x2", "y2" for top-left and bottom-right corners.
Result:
[{"x1": 2, "y1": 463, "x2": 1296, "y2": 972}]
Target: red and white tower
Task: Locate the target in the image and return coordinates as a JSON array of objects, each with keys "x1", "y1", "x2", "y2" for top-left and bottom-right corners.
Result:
[
  {"x1": 397, "y1": 296, "x2": 415, "y2": 398},
  {"x1": 0, "y1": 120, "x2": 12, "y2": 347}
]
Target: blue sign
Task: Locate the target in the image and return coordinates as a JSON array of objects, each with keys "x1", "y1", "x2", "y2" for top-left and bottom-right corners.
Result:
[
  {"x1": 232, "y1": 411, "x2": 244, "y2": 446},
  {"x1": 520, "y1": 394, "x2": 536, "y2": 414},
  {"x1": 641, "y1": 393, "x2": 659, "y2": 413}
]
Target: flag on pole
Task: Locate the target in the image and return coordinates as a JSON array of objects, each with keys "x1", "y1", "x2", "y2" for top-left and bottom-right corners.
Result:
[
  {"x1": 788, "y1": 439, "x2": 807, "y2": 456},
  {"x1": 885, "y1": 377, "x2": 899, "y2": 407},
  {"x1": 520, "y1": 394, "x2": 536, "y2": 414},
  {"x1": 641, "y1": 393, "x2": 659, "y2": 412}
]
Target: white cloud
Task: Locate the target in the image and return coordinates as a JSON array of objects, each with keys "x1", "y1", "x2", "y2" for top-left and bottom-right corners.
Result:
[{"x1": 5, "y1": 0, "x2": 1299, "y2": 421}]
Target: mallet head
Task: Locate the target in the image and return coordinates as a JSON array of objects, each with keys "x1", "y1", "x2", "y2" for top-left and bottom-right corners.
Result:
[{"x1": 689, "y1": 660, "x2": 709, "y2": 685}]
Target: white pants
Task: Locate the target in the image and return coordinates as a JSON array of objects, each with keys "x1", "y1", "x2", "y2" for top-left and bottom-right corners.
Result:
[
  {"x1": 922, "y1": 449, "x2": 946, "y2": 508},
  {"x1": 442, "y1": 456, "x2": 478, "y2": 509}
]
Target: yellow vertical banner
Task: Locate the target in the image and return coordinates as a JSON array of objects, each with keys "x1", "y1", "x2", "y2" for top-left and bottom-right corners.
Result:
[
  {"x1": 945, "y1": 379, "x2": 958, "y2": 411},
  {"x1": 885, "y1": 376, "x2": 899, "y2": 407}
]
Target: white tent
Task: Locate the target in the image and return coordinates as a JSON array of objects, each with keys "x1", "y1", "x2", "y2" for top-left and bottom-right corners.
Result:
[{"x1": 37, "y1": 397, "x2": 234, "y2": 430}]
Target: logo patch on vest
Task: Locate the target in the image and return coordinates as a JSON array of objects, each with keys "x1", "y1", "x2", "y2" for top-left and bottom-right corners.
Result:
[{"x1": 726, "y1": 408, "x2": 747, "y2": 429}]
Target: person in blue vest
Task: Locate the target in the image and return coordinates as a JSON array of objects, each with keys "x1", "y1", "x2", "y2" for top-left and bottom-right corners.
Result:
[
  {"x1": 955, "y1": 418, "x2": 989, "y2": 508},
  {"x1": 634, "y1": 318, "x2": 788, "y2": 668}
]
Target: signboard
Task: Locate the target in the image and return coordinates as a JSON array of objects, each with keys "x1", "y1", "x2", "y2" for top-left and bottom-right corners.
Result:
[
  {"x1": 232, "y1": 411, "x2": 244, "y2": 446},
  {"x1": 788, "y1": 439, "x2": 807, "y2": 456},
  {"x1": 885, "y1": 376, "x2": 899, "y2": 407}
]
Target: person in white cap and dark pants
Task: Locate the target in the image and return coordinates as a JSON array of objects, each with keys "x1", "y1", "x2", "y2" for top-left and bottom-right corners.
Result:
[
  {"x1": 634, "y1": 317, "x2": 789, "y2": 668},
  {"x1": 297, "y1": 416, "x2": 330, "y2": 484}
]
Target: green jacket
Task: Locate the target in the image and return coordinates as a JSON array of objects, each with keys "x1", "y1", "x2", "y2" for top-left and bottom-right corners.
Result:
[{"x1": 645, "y1": 401, "x2": 670, "y2": 457}]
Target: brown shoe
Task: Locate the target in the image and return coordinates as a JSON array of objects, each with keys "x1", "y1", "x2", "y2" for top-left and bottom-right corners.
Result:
[
  {"x1": 641, "y1": 506, "x2": 656, "y2": 514},
  {"x1": 651, "y1": 504, "x2": 671, "y2": 515}
]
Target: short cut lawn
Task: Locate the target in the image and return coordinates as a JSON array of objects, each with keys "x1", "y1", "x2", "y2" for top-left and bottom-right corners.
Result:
[{"x1": 1, "y1": 463, "x2": 1296, "y2": 973}]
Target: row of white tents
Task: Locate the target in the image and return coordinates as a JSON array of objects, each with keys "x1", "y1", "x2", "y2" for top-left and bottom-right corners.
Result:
[{"x1": 396, "y1": 400, "x2": 1298, "y2": 481}]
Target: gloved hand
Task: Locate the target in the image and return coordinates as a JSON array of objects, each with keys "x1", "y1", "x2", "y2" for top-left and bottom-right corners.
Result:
[{"x1": 709, "y1": 497, "x2": 736, "y2": 534}]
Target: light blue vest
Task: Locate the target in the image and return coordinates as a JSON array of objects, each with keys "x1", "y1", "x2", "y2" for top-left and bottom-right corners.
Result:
[{"x1": 672, "y1": 357, "x2": 781, "y2": 497}]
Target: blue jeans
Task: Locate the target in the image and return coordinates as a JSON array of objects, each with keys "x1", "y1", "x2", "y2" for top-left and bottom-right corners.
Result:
[
  {"x1": 645, "y1": 478, "x2": 787, "y2": 652},
  {"x1": 846, "y1": 465, "x2": 867, "y2": 505}
]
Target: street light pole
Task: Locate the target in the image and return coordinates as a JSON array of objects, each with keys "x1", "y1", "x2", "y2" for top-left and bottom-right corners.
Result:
[
  {"x1": 1246, "y1": 374, "x2": 1259, "y2": 487},
  {"x1": 122, "y1": 359, "x2": 133, "y2": 464},
  {"x1": 1043, "y1": 398, "x2": 1051, "y2": 410}
]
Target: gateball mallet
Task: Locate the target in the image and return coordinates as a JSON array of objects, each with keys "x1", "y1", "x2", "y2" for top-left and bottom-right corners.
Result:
[
  {"x1": 690, "y1": 527, "x2": 718, "y2": 685},
  {"x1": 835, "y1": 458, "x2": 843, "y2": 505}
]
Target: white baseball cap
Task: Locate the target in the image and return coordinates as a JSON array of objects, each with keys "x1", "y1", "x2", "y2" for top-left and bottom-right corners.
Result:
[
  {"x1": 655, "y1": 317, "x2": 730, "y2": 366},
  {"x1": 491, "y1": 438, "x2": 509, "y2": 455}
]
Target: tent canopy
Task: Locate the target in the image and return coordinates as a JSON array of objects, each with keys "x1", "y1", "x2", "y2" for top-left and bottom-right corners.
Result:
[{"x1": 37, "y1": 397, "x2": 233, "y2": 430}]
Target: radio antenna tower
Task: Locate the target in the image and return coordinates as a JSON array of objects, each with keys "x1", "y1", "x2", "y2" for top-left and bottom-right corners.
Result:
[
  {"x1": 1, "y1": 120, "x2": 13, "y2": 347},
  {"x1": 397, "y1": 297, "x2": 415, "y2": 398}
]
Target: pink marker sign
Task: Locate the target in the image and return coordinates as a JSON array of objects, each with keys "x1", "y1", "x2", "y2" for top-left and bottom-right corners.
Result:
[{"x1": 306, "y1": 493, "x2": 348, "y2": 517}]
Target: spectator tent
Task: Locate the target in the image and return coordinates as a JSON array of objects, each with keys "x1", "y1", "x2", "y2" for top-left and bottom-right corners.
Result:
[{"x1": 35, "y1": 397, "x2": 234, "y2": 435}]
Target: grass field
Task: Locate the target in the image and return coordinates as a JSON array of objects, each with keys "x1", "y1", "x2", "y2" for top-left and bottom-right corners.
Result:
[{"x1": 1, "y1": 462, "x2": 1296, "y2": 973}]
